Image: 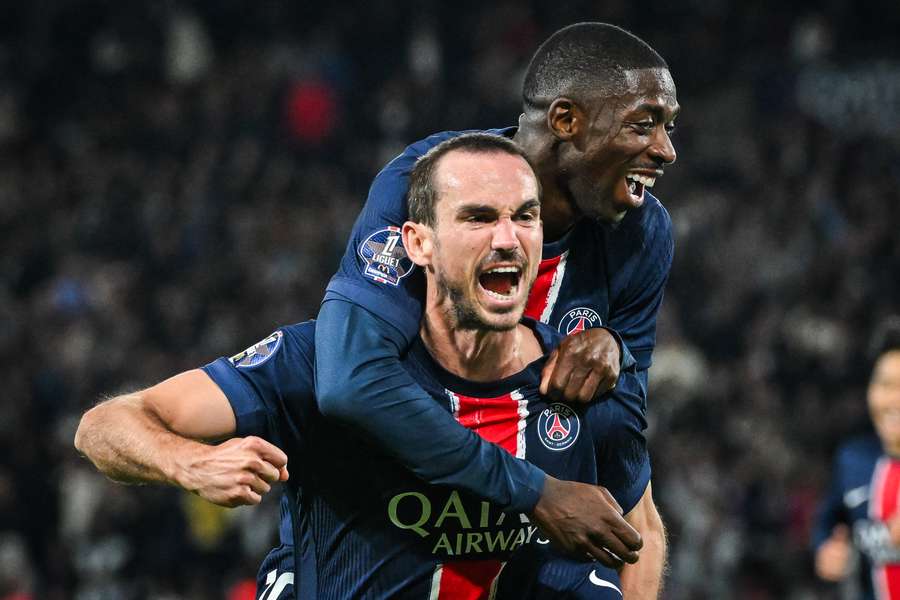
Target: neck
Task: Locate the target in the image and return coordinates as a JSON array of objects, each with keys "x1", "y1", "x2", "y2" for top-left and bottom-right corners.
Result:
[
  {"x1": 514, "y1": 115, "x2": 578, "y2": 242},
  {"x1": 419, "y1": 311, "x2": 541, "y2": 383}
]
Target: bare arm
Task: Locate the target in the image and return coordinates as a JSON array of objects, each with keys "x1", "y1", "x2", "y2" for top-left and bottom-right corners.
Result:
[
  {"x1": 619, "y1": 482, "x2": 666, "y2": 599},
  {"x1": 74, "y1": 369, "x2": 287, "y2": 507}
]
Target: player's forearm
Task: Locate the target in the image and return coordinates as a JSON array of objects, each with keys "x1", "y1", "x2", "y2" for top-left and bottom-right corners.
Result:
[
  {"x1": 620, "y1": 487, "x2": 667, "y2": 599},
  {"x1": 74, "y1": 394, "x2": 204, "y2": 489},
  {"x1": 315, "y1": 299, "x2": 546, "y2": 512}
]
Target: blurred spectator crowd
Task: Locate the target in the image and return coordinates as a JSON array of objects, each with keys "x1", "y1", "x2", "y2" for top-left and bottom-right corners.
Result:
[{"x1": 1, "y1": 1, "x2": 899, "y2": 598}]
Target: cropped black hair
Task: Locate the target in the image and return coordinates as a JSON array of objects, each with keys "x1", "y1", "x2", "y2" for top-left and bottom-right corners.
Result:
[
  {"x1": 407, "y1": 133, "x2": 537, "y2": 227},
  {"x1": 522, "y1": 22, "x2": 667, "y2": 110}
]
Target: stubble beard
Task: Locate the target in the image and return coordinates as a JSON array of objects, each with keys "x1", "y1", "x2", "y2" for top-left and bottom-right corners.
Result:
[{"x1": 434, "y1": 271, "x2": 515, "y2": 333}]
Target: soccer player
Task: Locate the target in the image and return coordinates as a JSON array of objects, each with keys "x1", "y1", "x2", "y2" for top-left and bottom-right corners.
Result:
[
  {"x1": 75, "y1": 134, "x2": 661, "y2": 598},
  {"x1": 316, "y1": 21, "x2": 675, "y2": 565},
  {"x1": 813, "y1": 318, "x2": 900, "y2": 599}
]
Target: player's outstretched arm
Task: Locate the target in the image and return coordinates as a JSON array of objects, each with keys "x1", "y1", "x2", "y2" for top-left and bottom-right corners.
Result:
[
  {"x1": 74, "y1": 370, "x2": 288, "y2": 507},
  {"x1": 619, "y1": 482, "x2": 666, "y2": 599},
  {"x1": 315, "y1": 298, "x2": 546, "y2": 512}
]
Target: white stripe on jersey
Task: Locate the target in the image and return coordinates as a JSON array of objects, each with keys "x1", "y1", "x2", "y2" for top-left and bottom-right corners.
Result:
[
  {"x1": 512, "y1": 388, "x2": 528, "y2": 460},
  {"x1": 539, "y1": 251, "x2": 568, "y2": 324}
]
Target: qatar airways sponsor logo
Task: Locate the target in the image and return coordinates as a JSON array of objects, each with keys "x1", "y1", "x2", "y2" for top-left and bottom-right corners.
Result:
[
  {"x1": 386, "y1": 490, "x2": 549, "y2": 556},
  {"x1": 854, "y1": 519, "x2": 900, "y2": 564}
]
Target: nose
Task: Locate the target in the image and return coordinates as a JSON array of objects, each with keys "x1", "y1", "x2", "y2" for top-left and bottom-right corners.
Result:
[
  {"x1": 649, "y1": 128, "x2": 677, "y2": 165},
  {"x1": 492, "y1": 217, "x2": 519, "y2": 251}
]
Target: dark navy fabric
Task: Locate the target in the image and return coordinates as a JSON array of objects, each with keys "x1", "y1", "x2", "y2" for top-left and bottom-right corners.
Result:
[
  {"x1": 204, "y1": 319, "x2": 649, "y2": 599},
  {"x1": 316, "y1": 126, "x2": 671, "y2": 514},
  {"x1": 812, "y1": 434, "x2": 886, "y2": 600}
]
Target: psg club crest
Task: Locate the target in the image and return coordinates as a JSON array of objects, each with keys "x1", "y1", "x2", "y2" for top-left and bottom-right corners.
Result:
[
  {"x1": 537, "y1": 403, "x2": 580, "y2": 451},
  {"x1": 558, "y1": 307, "x2": 602, "y2": 335},
  {"x1": 358, "y1": 226, "x2": 414, "y2": 286},
  {"x1": 230, "y1": 331, "x2": 283, "y2": 368}
]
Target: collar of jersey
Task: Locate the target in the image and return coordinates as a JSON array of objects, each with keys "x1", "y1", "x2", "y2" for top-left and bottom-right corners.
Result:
[{"x1": 408, "y1": 318, "x2": 560, "y2": 398}]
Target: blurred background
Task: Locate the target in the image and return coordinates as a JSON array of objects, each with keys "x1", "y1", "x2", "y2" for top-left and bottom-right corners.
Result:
[{"x1": 2, "y1": 1, "x2": 900, "y2": 598}]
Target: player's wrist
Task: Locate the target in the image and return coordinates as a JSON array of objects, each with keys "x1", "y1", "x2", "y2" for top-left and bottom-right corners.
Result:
[{"x1": 165, "y1": 439, "x2": 204, "y2": 492}]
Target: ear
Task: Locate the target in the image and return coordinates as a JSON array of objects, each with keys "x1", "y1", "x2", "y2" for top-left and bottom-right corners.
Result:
[
  {"x1": 402, "y1": 221, "x2": 433, "y2": 267},
  {"x1": 546, "y1": 98, "x2": 586, "y2": 141}
]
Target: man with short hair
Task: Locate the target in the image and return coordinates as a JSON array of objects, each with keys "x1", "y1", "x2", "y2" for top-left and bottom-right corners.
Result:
[
  {"x1": 316, "y1": 19, "x2": 675, "y2": 576},
  {"x1": 76, "y1": 133, "x2": 659, "y2": 598},
  {"x1": 813, "y1": 318, "x2": 900, "y2": 599}
]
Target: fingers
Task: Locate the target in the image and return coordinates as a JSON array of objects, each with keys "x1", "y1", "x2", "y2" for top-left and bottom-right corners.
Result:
[
  {"x1": 599, "y1": 486, "x2": 624, "y2": 515},
  {"x1": 245, "y1": 436, "x2": 289, "y2": 469},
  {"x1": 540, "y1": 330, "x2": 619, "y2": 403},
  {"x1": 563, "y1": 368, "x2": 599, "y2": 404},
  {"x1": 582, "y1": 539, "x2": 625, "y2": 570}
]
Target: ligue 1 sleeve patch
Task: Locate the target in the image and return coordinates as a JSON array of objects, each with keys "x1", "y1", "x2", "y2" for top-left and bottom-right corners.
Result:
[
  {"x1": 558, "y1": 307, "x2": 602, "y2": 335},
  {"x1": 357, "y1": 226, "x2": 414, "y2": 286},
  {"x1": 229, "y1": 331, "x2": 283, "y2": 368},
  {"x1": 537, "y1": 403, "x2": 580, "y2": 451}
]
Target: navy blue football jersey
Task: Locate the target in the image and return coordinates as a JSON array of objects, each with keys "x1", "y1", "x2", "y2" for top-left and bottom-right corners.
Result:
[
  {"x1": 324, "y1": 127, "x2": 674, "y2": 378},
  {"x1": 813, "y1": 434, "x2": 900, "y2": 599},
  {"x1": 204, "y1": 319, "x2": 648, "y2": 599}
]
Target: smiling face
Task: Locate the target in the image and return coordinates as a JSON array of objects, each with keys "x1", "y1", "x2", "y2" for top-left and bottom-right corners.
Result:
[
  {"x1": 869, "y1": 351, "x2": 900, "y2": 453},
  {"x1": 563, "y1": 67, "x2": 679, "y2": 223},
  {"x1": 407, "y1": 150, "x2": 542, "y2": 331}
]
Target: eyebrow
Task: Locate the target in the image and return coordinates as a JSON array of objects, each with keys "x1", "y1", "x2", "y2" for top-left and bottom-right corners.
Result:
[
  {"x1": 631, "y1": 103, "x2": 681, "y2": 120},
  {"x1": 455, "y1": 198, "x2": 541, "y2": 216}
]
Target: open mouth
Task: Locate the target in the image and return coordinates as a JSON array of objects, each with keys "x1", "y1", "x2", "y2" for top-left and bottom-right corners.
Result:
[
  {"x1": 625, "y1": 173, "x2": 656, "y2": 202},
  {"x1": 478, "y1": 266, "x2": 522, "y2": 300}
]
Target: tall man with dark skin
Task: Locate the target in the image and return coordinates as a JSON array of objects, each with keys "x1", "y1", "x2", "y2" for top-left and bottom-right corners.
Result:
[{"x1": 315, "y1": 22, "x2": 678, "y2": 567}]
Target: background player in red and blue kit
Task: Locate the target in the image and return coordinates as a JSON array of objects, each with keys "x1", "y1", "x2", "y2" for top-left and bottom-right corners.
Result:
[
  {"x1": 313, "y1": 22, "x2": 675, "y2": 563},
  {"x1": 814, "y1": 319, "x2": 900, "y2": 599},
  {"x1": 75, "y1": 134, "x2": 659, "y2": 599}
]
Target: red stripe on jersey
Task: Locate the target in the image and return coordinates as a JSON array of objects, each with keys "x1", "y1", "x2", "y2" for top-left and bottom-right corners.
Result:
[
  {"x1": 869, "y1": 458, "x2": 900, "y2": 599},
  {"x1": 435, "y1": 391, "x2": 526, "y2": 598},
  {"x1": 524, "y1": 252, "x2": 567, "y2": 323},
  {"x1": 453, "y1": 392, "x2": 522, "y2": 454},
  {"x1": 435, "y1": 560, "x2": 504, "y2": 600}
]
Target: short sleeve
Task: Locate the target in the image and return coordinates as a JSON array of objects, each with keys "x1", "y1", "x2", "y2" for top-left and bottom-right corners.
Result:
[{"x1": 201, "y1": 321, "x2": 317, "y2": 452}]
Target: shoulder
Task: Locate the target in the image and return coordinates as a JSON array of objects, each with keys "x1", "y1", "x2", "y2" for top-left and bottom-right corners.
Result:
[
  {"x1": 835, "y1": 433, "x2": 882, "y2": 464},
  {"x1": 604, "y1": 193, "x2": 673, "y2": 298},
  {"x1": 364, "y1": 130, "x2": 470, "y2": 221}
]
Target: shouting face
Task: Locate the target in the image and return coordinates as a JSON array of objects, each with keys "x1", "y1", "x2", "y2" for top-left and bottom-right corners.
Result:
[{"x1": 408, "y1": 149, "x2": 543, "y2": 331}]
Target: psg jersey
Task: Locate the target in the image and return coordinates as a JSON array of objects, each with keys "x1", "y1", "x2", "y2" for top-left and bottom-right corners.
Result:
[
  {"x1": 324, "y1": 127, "x2": 674, "y2": 380},
  {"x1": 813, "y1": 434, "x2": 900, "y2": 599},
  {"x1": 203, "y1": 319, "x2": 649, "y2": 599}
]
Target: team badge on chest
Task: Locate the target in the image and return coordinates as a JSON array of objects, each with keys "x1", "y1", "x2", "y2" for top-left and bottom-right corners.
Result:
[
  {"x1": 358, "y1": 226, "x2": 414, "y2": 286},
  {"x1": 537, "y1": 403, "x2": 580, "y2": 451},
  {"x1": 558, "y1": 307, "x2": 602, "y2": 335}
]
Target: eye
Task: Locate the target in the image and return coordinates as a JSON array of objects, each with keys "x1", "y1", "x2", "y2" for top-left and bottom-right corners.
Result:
[
  {"x1": 665, "y1": 121, "x2": 677, "y2": 135},
  {"x1": 515, "y1": 211, "x2": 538, "y2": 223},
  {"x1": 465, "y1": 214, "x2": 493, "y2": 223},
  {"x1": 630, "y1": 120, "x2": 654, "y2": 135}
]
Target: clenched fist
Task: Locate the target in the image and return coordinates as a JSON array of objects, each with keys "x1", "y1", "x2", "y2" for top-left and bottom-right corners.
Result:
[{"x1": 175, "y1": 436, "x2": 289, "y2": 507}]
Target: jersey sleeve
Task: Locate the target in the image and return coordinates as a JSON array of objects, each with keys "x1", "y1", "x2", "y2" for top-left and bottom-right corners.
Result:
[
  {"x1": 315, "y1": 297, "x2": 547, "y2": 513},
  {"x1": 201, "y1": 321, "x2": 317, "y2": 452},
  {"x1": 606, "y1": 197, "x2": 675, "y2": 377},
  {"x1": 811, "y1": 444, "x2": 851, "y2": 550},
  {"x1": 322, "y1": 130, "x2": 464, "y2": 344},
  {"x1": 588, "y1": 369, "x2": 651, "y2": 515}
]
